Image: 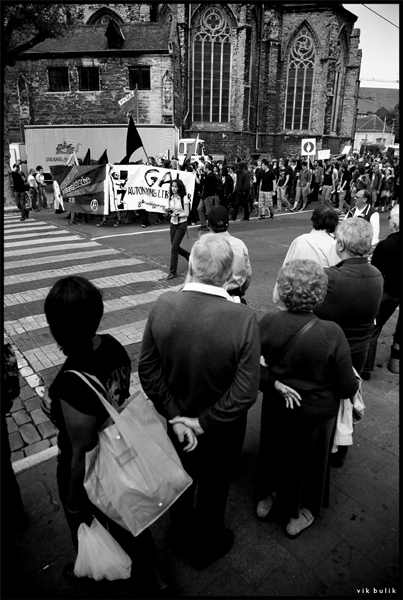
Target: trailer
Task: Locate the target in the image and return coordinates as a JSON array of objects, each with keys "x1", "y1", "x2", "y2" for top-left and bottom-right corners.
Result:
[{"x1": 24, "y1": 124, "x2": 180, "y2": 175}]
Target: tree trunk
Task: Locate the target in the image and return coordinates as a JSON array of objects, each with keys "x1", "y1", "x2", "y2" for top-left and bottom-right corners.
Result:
[{"x1": 4, "y1": 81, "x2": 15, "y2": 206}]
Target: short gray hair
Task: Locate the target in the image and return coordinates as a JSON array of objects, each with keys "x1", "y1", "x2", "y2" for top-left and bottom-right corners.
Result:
[
  {"x1": 188, "y1": 233, "x2": 234, "y2": 287},
  {"x1": 277, "y1": 260, "x2": 328, "y2": 312},
  {"x1": 336, "y1": 218, "x2": 373, "y2": 256}
]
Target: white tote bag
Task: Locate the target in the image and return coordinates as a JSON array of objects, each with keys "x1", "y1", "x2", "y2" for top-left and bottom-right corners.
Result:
[{"x1": 66, "y1": 371, "x2": 193, "y2": 537}]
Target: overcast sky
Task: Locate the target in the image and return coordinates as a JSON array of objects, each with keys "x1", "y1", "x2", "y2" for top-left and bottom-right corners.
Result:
[{"x1": 343, "y1": 3, "x2": 399, "y2": 89}]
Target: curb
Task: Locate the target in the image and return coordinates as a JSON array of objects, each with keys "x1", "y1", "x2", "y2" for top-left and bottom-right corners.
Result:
[{"x1": 12, "y1": 445, "x2": 59, "y2": 474}]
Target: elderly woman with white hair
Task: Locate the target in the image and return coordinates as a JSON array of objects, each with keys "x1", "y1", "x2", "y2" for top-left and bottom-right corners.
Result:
[{"x1": 256, "y1": 259, "x2": 358, "y2": 538}]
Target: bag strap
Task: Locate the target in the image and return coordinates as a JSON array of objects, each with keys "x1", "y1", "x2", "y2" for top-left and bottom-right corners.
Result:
[
  {"x1": 277, "y1": 318, "x2": 318, "y2": 363},
  {"x1": 65, "y1": 370, "x2": 120, "y2": 423}
]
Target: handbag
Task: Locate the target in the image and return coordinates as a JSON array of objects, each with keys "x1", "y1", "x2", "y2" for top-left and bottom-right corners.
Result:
[
  {"x1": 259, "y1": 318, "x2": 318, "y2": 392},
  {"x1": 66, "y1": 371, "x2": 193, "y2": 537},
  {"x1": 74, "y1": 517, "x2": 132, "y2": 581},
  {"x1": 332, "y1": 367, "x2": 365, "y2": 452}
]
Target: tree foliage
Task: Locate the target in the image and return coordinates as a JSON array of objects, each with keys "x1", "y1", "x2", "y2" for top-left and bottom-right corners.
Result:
[
  {"x1": 3, "y1": 3, "x2": 84, "y2": 204},
  {"x1": 3, "y1": 3, "x2": 84, "y2": 66}
]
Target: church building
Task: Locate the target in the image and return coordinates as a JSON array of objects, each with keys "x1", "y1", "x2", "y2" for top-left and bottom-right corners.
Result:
[{"x1": 6, "y1": 3, "x2": 362, "y2": 160}]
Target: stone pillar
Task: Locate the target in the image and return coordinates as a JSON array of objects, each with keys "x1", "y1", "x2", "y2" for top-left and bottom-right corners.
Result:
[{"x1": 339, "y1": 28, "x2": 361, "y2": 140}]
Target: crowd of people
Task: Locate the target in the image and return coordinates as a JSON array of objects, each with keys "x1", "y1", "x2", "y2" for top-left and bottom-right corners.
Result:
[{"x1": 7, "y1": 146, "x2": 399, "y2": 594}]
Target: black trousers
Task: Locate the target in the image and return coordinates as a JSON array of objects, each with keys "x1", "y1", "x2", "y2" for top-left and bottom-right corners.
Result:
[
  {"x1": 169, "y1": 416, "x2": 247, "y2": 544},
  {"x1": 231, "y1": 191, "x2": 250, "y2": 220}
]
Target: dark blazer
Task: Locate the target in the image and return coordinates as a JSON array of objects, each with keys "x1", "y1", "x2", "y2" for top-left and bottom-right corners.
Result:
[{"x1": 314, "y1": 258, "x2": 383, "y2": 372}]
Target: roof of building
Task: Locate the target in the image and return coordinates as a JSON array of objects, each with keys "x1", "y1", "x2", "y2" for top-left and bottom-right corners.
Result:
[
  {"x1": 356, "y1": 114, "x2": 392, "y2": 133},
  {"x1": 22, "y1": 23, "x2": 170, "y2": 56},
  {"x1": 358, "y1": 87, "x2": 399, "y2": 115}
]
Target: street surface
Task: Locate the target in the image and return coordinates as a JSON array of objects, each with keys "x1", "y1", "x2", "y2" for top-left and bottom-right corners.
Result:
[
  {"x1": 3, "y1": 204, "x2": 399, "y2": 598},
  {"x1": 4, "y1": 203, "x2": 391, "y2": 465}
]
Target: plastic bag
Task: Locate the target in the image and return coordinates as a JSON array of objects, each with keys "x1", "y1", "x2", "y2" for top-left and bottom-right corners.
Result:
[{"x1": 74, "y1": 517, "x2": 132, "y2": 581}]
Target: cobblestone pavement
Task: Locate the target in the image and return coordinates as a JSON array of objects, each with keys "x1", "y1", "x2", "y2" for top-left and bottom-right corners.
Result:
[{"x1": 4, "y1": 209, "x2": 182, "y2": 467}]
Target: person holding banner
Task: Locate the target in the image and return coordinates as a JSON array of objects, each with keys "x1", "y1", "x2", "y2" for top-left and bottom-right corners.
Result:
[{"x1": 166, "y1": 178, "x2": 190, "y2": 280}]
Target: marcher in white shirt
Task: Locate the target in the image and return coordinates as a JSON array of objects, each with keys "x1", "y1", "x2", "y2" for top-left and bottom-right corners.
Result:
[
  {"x1": 344, "y1": 189, "x2": 380, "y2": 249},
  {"x1": 207, "y1": 205, "x2": 252, "y2": 304}
]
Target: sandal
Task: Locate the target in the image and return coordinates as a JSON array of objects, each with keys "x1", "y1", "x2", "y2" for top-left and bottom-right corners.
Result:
[
  {"x1": 286, "y1": 508, "x2": 314, "y2": 538},
  {"x1": 256, "y1": 494, "x2": 274, "y2": 519},
  {"x1": 96, "y1": 221, "x2": 107, "y2": 227},
  {"x1": 113, "y1": 222, "x2": 121, "y2": 227}
]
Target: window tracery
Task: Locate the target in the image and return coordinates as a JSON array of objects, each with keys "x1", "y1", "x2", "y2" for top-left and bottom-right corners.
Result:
[
  {"x1": 192, "y1": 7, "x2": 232, "y2": 123},
  {"x1": 284, "y1": 27, "x2": 315, "y2": 130}
]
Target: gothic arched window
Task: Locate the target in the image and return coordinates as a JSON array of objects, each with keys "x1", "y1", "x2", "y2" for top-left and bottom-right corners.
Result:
[
  {"x1": 193, "y1": 7, "x2": 232, "y2": 123},
  {"x1": 284, "y1": 27, "x2": 315, "y2": 130}
]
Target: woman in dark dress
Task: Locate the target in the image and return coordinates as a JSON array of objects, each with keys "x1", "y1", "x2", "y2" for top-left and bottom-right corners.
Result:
[
  {"x1": 256, "y1": 260, "x2": 358, "y2": 537},
  {"x1": 42, "y1": 276, "x2": 169, "y2": 594}
]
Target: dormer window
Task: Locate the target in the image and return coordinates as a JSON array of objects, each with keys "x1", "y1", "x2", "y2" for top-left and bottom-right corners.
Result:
[{"x1": 105, "y1": 19, "x2": 125, "y2": 50}]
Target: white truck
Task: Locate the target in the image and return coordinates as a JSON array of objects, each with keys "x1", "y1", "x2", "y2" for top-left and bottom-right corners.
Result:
[
  {"x1": 23, "y1": 124, "x2": 182, "y2": 174},
  {"x1": 177, "y1": 137, "x2": 206, "y2": 167}
]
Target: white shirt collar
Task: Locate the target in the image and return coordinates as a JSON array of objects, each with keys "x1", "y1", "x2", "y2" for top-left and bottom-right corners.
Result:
[{"x1": 182, "y1": 282, "x2": 232, "y2": 300}]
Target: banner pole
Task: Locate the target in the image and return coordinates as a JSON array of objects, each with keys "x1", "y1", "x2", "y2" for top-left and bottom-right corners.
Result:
[{"x1": 142, "y1": 144, "x2": 149, "y2": 163}]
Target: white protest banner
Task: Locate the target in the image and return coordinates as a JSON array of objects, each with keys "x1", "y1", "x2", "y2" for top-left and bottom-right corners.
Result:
[
  {"x1": 317, "y1": 149, "x2": 331, "y2": 160},
  {"x1": 342, "y1": 145, "x2": 352, "y2": 155},
  {"x1": 301, "y1": 138, "x2": 316, "y2": 156},
  {"x1": 107, "y1": 164, "x2": 196, "y2": 213}
]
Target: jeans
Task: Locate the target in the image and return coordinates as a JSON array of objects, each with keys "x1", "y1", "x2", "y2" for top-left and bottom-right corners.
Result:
[
  {"x1": 38, "y1": 186, "x2": 48, "y2": 209},
  {"x1": 14, "y1": 191, "x2": 28, "y2": 219},
  {"x1": 293, "y1": 185, "x2": 310, "y2": 209},
  {"x1": 363, "y1": 293, "x2": 400, "y2": 372},
  {"x1": 169, "y1": 221, "x2": 189, "y2": 275},
  {"x1": 198, "y1": 195, "x2": 216, "y2": 227},
  {"x1": 321, "y1": 185, "x2": 333, "y2": 207},
  {"x1": 337, "y1": 190, "x2": 349, "y2": 211},
  {"x1": 29, "y1": 187, "x2": 38, "y2": 210},
  {"x1": 276, "y1": 187, "x2": 291, "y2": 210}
]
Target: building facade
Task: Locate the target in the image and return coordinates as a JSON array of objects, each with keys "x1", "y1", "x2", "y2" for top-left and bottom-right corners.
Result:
[
  {"x1": 354, "y1": 115, "x2": 395, "y2": 153},
  {"x1": 6, "y1": 2, "x2": 362, "y2": 160}
]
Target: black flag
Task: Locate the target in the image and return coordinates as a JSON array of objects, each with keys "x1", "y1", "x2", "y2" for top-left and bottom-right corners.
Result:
[
  {"x1": 97, "y1": 149, "x2": 109, "y2": 164},
  {"x1": 82, "y1": 149, "x2": 91, "y2": 165},
  {"x1": 120, "y1": 116, "x2": 142, "y2": 163}
]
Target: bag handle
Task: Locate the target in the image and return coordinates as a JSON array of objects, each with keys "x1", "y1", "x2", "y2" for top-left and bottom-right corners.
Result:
[
  {"x1": 277, "y1": 318, "x2": 318, "y2": 363},
  {"x1": 65, "y1": 370, "x2": 121, "y2": 424}
]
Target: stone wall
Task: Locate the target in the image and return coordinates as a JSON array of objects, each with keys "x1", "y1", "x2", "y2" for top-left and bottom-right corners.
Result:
[{"x1": 5, "y1": 53, "x2": 174, "y2": 140}]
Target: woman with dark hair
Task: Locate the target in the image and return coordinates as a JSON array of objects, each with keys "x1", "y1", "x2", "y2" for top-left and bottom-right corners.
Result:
[
  {"x1": 273, "y1": 206, "x2": 340, "y2": 303},
  {"x1": 166, "y1": 178, "x2": 190, "y2": 280},
  {"x1": 257, "y1": 260, "x2": 358, "y2": 537},
  {"x1": 42, "y1": 276, "x2": 168, "y2": 594}
]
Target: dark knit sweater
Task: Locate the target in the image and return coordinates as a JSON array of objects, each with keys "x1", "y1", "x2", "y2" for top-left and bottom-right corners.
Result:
[
  {"x1": 139, "y1": 290, "x2": 260, "y2": 431},
  {"x1": 259, "y1": 311, "x2": 358, "y2": 418},
  {"x1": 314, "y1": 257, "x2": 383, "y2": 371},
  {"x1": 371, "y1": 231, "x2": 401, "y2": 299}
]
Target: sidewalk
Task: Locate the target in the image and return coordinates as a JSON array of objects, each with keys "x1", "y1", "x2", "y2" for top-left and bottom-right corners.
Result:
[{"x1": 3, "y1": 311, "x2": 400, "y2": 598}]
